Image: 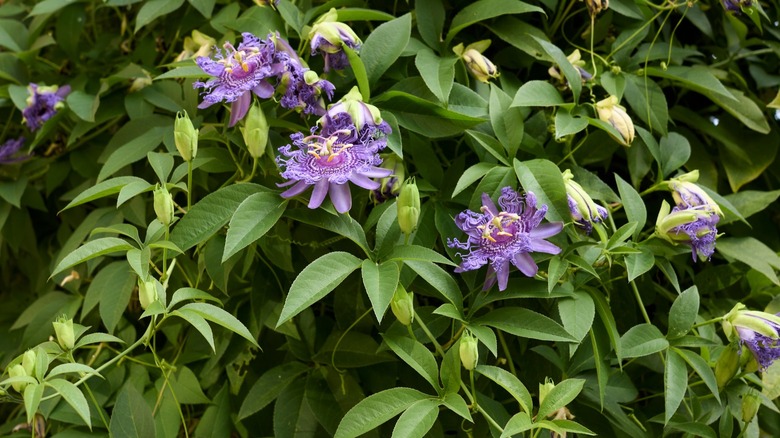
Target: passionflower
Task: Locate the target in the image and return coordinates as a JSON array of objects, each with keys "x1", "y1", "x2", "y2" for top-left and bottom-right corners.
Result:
[
  {"x1": 453, "y1": 40, "x2": 499, "y2": 84},
  {"x1": 723, "y1": 304, "x2": 780, "y2": 370},
  {"x1": 595, "y1": 95, "x2": 634, "y2": 145},
  {"x1": 563, "y1": 169, "x2": 608, "y2": 234},
  {"x1": 276, "y1": 110, "x2": 392, "y2": 213},
  {"x1": 655, "y1": 200, "x2": 719, "y2": 262},
  {"x1": 309, "y1": 8, "x2": 362, "y2": 72},
  {"x1": 0, "y1": 137, "x2": 27, "y2": 164},
  {"x1": 23, "y1": 84, "x2": 70, "y2": 132},
  {"x1": 447, "y1": 187, "x2": 564, "y2": 291},
  {"x1": 667, "y1": 171, "x2": 723, "y2": 217}
]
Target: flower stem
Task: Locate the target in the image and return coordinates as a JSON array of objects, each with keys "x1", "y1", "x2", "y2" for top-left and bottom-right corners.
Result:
[
  {"x1": 497, "y1": 330, "x2": 517, "y2": 376},
  {"x1": 186, "y1": 160, "x2": 193, "y2": 211},
  {"x1": 692, "y1": 317, "x2": 723, "y2": 329},
  {"x1": 414, "y1": 310, "x2": 445, "y2": 357},
  {"x1": 630, "y1": 281, "x2": 652, "y2": 325}
]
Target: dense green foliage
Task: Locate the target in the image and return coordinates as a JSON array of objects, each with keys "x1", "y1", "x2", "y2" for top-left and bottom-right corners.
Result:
[{"x1": 1, "y1": 0, "x2": 780, "y2": 436}]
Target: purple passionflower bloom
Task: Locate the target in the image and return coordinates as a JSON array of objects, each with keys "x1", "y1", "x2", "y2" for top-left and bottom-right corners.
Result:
[
  {"x1": 194, "y1": 33, "x2": 280, "y2": 126},
  {"x1": 276, "y1": 110, "x2": 392, "y2": 213},
  {"x1": 656, "y1": 201, "x2": 719, "y2": 262},
  {"x1": 279, "y1": 66, "x2": 335, "y2": 116},
  {"x1": 308, "y1": 8, "x2": 362, "y2": 72},
  {"x1": 447, "y1": 187, "x2": 564, "y2": 291},
  {"x1": 724, "y1": 304, "x2": 780, "y2": 370},
  {"x1": 567, "y1": 195, "x2": 608, "y2": 234},
  {"x1": 23, "y1": 84, "x2": 70, "y2": 132},
  {"x1": 0, "y1": 137, "x2": 28, "y2": 164}
]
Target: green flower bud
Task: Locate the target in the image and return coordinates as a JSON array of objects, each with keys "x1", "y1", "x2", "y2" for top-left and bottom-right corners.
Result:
[
  {"x1": 586, "y1": 0, "x2": 609, "y2": 16},
  {"x1": 596, "y1": 95, "x2": 634, "y2": 145},
  {"x1": 154, "y1": 185, "x2": 175, "y2": 226},
  {"x1": 742, "y1": 388, "x2": 761, "y2": 423},
  {"x1": 8, "y1": 364, "x2": 27, "y2": 393},
  {"x1": 397, "y1": 178, "x2": 420, "y2": 238},
  {"x1": 715, "y1": 343, "x2": 740, "y2": 389},
  {"x1": 138, "y1": 279, "x2": 158, "y2": 310},
  {"x1": 22, "y1": 350, "x2": 36, "y2": 377},
  {"x1": 52, "y1": 316, "x2": 75, "y2": 351},
  {"x1": 309, "y1": 9, "x2": 362, "y2": 53},
  {"x1": 459, "y1": 332, "x2": 479, "y2": 371},
  {"x1": 174, "y1": 111, "x2": 198, "y2": 162},
  {"x1": 241, "y1": 104, "x2": 269, "y2": 159},
  {"x1": 390, "y1": 284, "x2": 414, "y2": 326},
  {"x1": 667, "y1": 175, "x2": 723, "y2": 217},
  {"x1": 539, "y1": 377, "x2": 556, "y2": 406}
]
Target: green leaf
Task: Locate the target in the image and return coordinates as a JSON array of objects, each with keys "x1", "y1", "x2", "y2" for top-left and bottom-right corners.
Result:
[
  {"x1": 61, "y1": 176, "x2": 148, "y2": 212},
  {"x1": 532, "y1": 37, "x2": 581, "y2": 102},
  {"x1": 489, "y1": 84, "x2": 525, "y2": 157},
  {"x1": 659, "y1": 133, "x2": 691, "y2": 177},
  {"x1": 75, "y1": 333, "x2": 125, "y2": 349},
  {"x1": 554, "y1": 108, "x2": 588, "y2": 139},
  {"x1": 285, "y1": 208, "x2": 370, "y2": 255},
  {"x1": 511, "y1": 81, "x2": 564, "y2": 107},
  {"x1": 222, "y1": 193, "x2": 287, "y2": 262},
  {"x1": 47, "y1": 363, "x2": 100, "y2": 379},
  {"x1": 445, "y1": 0, "x2": 542, "y2": 44},
  {"x1": 667, "y1": 286, "x2": 699, "y2": 339},
  {"x1": 416, "y1": 0, "x2": 445, "y2": 48},
  {"x1": 66, "y1": 91, "x2": 100, "y2": 123},
  {"x1": 344, "y1": 45, "x2": 370, "y2": 102},
  {"x1": 169, "y1": 183, "x2": 264, "y2": 252},
  {"x1": 722, "y1": 189, "x2": 780, "y2": 225},
  {"x1": 275, "y1": 0, "x2": 303, "y2": 35},
  {"x1": 502, "y1": 412, "x2": 533, "y2": 437},
  {"x1": 475, "y1": 365, "x2": 533, "y2": 414},
  {"x1": 167, "y1": 287, "x2": 221, "y2": 311},
  {"x1": 382, "y1": 334, "x2": 440, "y2": 392},
  {"x1": 547, "y1": 256, "x2": 567, "y2": 294},
  {"x1": 717, "y1": 237, "x2": 780, "y2": 286},
  {"x1": 392, "y1": 399, "x2": 440, "y2": 438},
  {"x1": 625, "y1": 246, "x2": 654, "y2": 281},
  {"x1": 169, "y1": 366, "x2": 210, "y2": 404},
  {"x1": 466, "y1": 130, "x2": 510, "y2": 166},
  {"x1": 334, "y1": 387, "x2": 429, "y2": 438},
  {"x1": 558, "y1": 291, "x2": 595, "y2": 343},
  {"x1": 135, "y1": 0, "x2": 184, "y2": 33},
  {"x1": 47, "y1": 379, "x2": 91, "y2": 428},
  {"x1": 441, "y1": 393, "x2": 472, "y2": 422},
  {"x1": 644, "y1": 66, "x2": 735, "y2": 102},
  {"x1": 97, "y1": 261, "x2": 136, "y2": 334},
  {"x1": 415, "y1": 48, "x2": 457, "y2": 103},
  {"x1": 623, "y1": 74, "x2": 668, "y2": 135},
  {"x1": 674, "y1": 348, "x2": 720, "y2": 404},
  {"x1": 51, "y1": 237, "x2": 135, "y2": 278},
  {"x1": 147, "y1": 151, "x2": 174, "y2": 184},
  {"x1": 405, "y1": 260, "x2": 463, "y2": 310},
  {"x1": 97, "y1": 118, "x2": 171, "y2": 182},
  {"x1": 664, "y1": 348, "x2": 688, "y2": 424},
  {"x1": 374, "y1": 90, "x2": 485, "y2": 138},
  {"x1": 171, "y1": 309, "x2": 215, "y2": 351},
  {"x1": 0, "y1": 177, "x2": 27, "y2": 208},
  {"x1": 188, "y1": 0, "x2": 215, "y2": 18},
  {"x1": 155, "y1": 65, "x2": 205, "y2": 81},
  {"x1": 476, "y1": 307, "x2": 576, "y2": 342},
  {"x1": 387, "y1": 245, "x2": 457, "y2": 266},
  {"x1": 706, "y1": 87, "x2": 770, "y2": 134},
  {"x1": 109, "y1": 385, "x2": 156, "y2": 437},
  {"x1": 360, "y1": 13, "x2": 411, "y2": 85},
  {"x1": 178, "y1": 302, "x2": 258, "y2": 346},
  {"x1": 615, "y1": 174, "x2": 646, "y2": 240},
  {"x1": 439, "y1": 345, "x2": 462, "y2": 395},
  {"x1": 536, "y1": 378, "x2": 585, "y2": 419},
  {"x1": 620, "y1": 323, "x2": 669, "y2": 358},
  {"x1": 336, "y1": 8, "x2": 395, "y2": 22},
  {"x1": 514, "y1": 159, "x2": 569, "y2": 222},
  {"x1": 23, "y1": 383, "x2": 44, "y2": 424},
  {"x1": 361, "y1": 260, "x2": 400, "y2": 322},
  {"x1": 277, "y1": 252, "x2": 362, "y2": 326},
  {"x1": 453, "y1": 163, "x2": 496, "y2": 197},
  {"x1": 0, "y1": 18, "x2": 28, "y2": 52},
  {"x1": 30, "y1": 0, "x2": 80, "y2": 15}
]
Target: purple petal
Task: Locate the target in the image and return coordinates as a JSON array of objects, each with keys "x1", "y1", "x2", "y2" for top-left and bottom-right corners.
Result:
[
  {"x1": 280, "y1": 180, "x2": 310, "y2": 198},
  {"x1": 512, "y1": 253, "x2": 538, "y2": 277},
  {"x1": 528, "y1": 238, "x2": 561, "y2": 255},
  {"x1": 229, "y1": 92, "x2": 252, "y2": 127},
  {"x1": 309, "y1": 179, "x2": 329, "y2": 209},
  {"x1": 329, "y1": 182, "x2": 352, "y2": 213},
  {"x1": 349, "y1": 173, "x2": 381, "y2": 190},
  {"x1": 482, "y1": 265, "x2": 497, "y2": 291},
  {"x1": 530, "y1": 222, "x2": 563, "y2": 239},
  {"x1": 362, "y1": 167, "x2": 394, "y2": 178},
  {"x1": 252, "y1": 82, "x2": 274, "y2": 99},
  {"x1": 496, "y1": 261, "x2": 510, "y2": 291},
  {"x1": 481, "y1": 193, "x2": 499, "y2": 215}
]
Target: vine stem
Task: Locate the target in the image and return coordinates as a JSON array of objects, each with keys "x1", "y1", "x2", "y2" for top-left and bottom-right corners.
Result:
[
  {"x1": 186, "y1": 160, "x2": 193, "y2": 211},
  {"x1": 331, "y1": 308, "x2": 372, "y2": 373},
  {"x1": 413, "y1": 311, "x2": 505, "y2": 434},
  {"x1": 692, "y1": 317, "x2": 723, "y2": 329},
  {"x1": 629, "y1": 281, "x2": 652, "y2": 325},
  {"x1": 497, "y1": 330, "x2": 517, "y2": 376}
]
